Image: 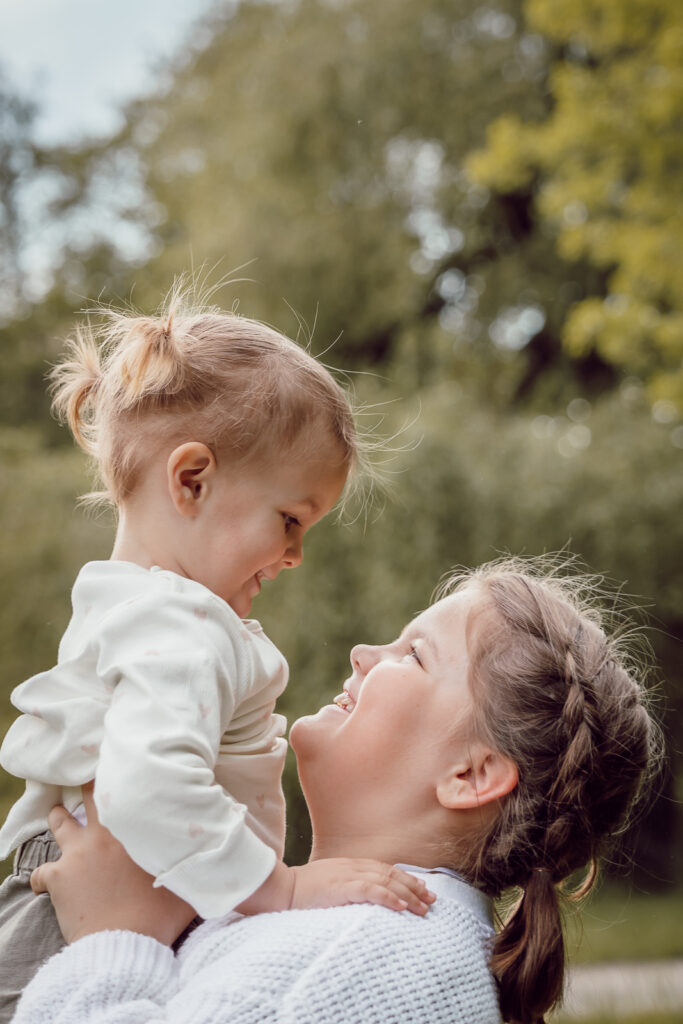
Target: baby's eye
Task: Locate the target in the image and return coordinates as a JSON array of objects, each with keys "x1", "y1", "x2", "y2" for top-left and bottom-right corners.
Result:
[{"x1": 283, "y1": 514, "x2": 301, "y2": 533}]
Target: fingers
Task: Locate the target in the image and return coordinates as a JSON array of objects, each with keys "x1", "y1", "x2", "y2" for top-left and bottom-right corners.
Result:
[
  {"x1": 389, "y1": 866, "x2": 436, "y2": 905},
  {"x1": 343, "y1": 863, "x2": 436, "y2": 916},
  {"x1": 346, "y1": 881, "x2": 413, "y2": 913},
  {"x1": 47, "y1": 805, "x2": 82, "y2": 848},
  {"x1": 383, "y1": 878, "x2": 435, "y2": 916},
  {"x1": 81, "y1": 780, "x2": 100, "y2": 826},
  {"x1": 30, "y1": 862, "x2": 53, "y2": 895},
  {"x1": 341, "y1": 880, "x2": 429, "y2": 916},
  {"x1": 382, "y1": 872, "x2": 435, "y2": 916}
]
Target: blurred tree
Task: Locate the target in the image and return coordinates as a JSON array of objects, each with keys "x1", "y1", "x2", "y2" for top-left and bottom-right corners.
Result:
[
  {"x1": 257, "y1": 383, "x2": 683, "y2": 876},
  {"x1": 88, "y1": 0, "x2": 615, "y2": 405},
  {"x1": 0, "y1": 74, "x2": 35, "y2": 318},
  {"x1": 0, "y1": 63, "x2": 147, "y2": 434},
  {"x1": 4, "y1": 0, "x2": 651, "y2": 425},
  {"x1": 468, "y1": 0, "x2": 683, "y2": 405},
  {"x1": 1, "y1": 0, "x2": 681, "y2": 887},
  {"x1": 2, "y1": 389, "x2": 681, "y2": 883}
]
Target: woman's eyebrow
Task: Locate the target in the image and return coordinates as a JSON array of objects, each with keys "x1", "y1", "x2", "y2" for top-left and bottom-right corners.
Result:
[{"x1": 400, "y1": 627, "x2": 439, "y2": 662}]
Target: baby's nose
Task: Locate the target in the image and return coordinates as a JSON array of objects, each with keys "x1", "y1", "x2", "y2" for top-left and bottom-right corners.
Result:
[{"x1": 284, "y1": 536, "x2": 303, "y2": 568}]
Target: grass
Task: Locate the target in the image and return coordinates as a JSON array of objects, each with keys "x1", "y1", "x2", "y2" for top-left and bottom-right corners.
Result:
[
  {"x1": 554, "y1": 1015, "x2": 682, "y2": 1024},
  {"x1": 564, "y1": 884, "x2": 683, "y2": 963}
]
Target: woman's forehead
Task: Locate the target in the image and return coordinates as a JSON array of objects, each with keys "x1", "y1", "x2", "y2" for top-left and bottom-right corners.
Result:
[{"x1": 407, "y1": 590, "x2": 478, "y2": 656}]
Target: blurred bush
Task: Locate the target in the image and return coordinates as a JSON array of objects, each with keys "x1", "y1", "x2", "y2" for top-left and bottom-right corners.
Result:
[
  {"x1": 0, "y1": 0, "x2": 681, "y2": 891},
  {"x1": 253, "y1": 382, "x2": 682, "y2": 874}
]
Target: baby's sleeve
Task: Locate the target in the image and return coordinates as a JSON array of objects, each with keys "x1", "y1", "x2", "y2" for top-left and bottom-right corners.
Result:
[{"x1": 92, "y1": 586, "x2": 279, "y2": 918}]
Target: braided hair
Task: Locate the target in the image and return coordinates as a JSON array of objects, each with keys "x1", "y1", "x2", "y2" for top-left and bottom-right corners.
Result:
[{"x1": 437, "y1": 558, "x2": 659, "y2": 1024}]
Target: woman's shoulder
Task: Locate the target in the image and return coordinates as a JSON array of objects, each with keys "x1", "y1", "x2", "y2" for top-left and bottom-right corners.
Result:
[
  {"x1": 178, "y1": 895, "x2": 501, "y2": 1024},
  {"x1": 397, "y1": 866, "x2": 495, "y2": 931}
]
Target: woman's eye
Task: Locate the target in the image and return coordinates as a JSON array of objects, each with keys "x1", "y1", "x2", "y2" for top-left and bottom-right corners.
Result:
[
  {"x1": 283, "y1": 514, "x2": 301, "y2": 533},
  {"x1": 407, "y1": 646, "x2": 422, "y2": 666}
]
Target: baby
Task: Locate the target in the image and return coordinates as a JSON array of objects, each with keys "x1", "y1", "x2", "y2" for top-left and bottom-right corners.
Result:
[{"x1": 0, "y1": 289, "x2": 431, "y2": 1020}]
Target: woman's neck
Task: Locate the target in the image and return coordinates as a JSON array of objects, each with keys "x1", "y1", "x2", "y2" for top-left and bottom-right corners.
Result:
[{"x1": 308, "y1": 828, "x2": 445, "y2": 869}]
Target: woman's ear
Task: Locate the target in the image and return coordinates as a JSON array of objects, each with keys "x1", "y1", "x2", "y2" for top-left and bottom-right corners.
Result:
[
  {"x1": 436, "y1": 742, "x2": 518, "y2": 811},
  {"x1": 167, "y1": 442, "x2": 217, "y2": 517}
]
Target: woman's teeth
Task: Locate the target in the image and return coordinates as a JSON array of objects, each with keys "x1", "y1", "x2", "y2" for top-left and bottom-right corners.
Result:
[{"x1": 333, "y1": 691, "x2": 356, "y2": 713}]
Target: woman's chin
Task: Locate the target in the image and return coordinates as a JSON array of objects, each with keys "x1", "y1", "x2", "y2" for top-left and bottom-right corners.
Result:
[{"x1": 290, "y1": 704, "x2": 345, "y2": 753}]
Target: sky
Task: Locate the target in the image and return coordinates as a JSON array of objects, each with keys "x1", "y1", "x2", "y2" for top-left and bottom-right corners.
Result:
[{"x1": 0, "y1": 0, "x2": 217, "y2": 144}]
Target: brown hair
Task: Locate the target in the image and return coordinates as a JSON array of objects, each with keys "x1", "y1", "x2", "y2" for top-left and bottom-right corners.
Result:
[
  {"x1": 437, "y1": 558, "x2": 659, "y2": 1024},
  {"x1": 49, "y1": 284, "x2": 361, "y2": 505}
]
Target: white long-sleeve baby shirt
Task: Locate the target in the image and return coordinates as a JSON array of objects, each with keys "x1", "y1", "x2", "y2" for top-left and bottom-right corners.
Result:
[{"x1": 0, "y1": 561, "x2": 289, "y2": 918}]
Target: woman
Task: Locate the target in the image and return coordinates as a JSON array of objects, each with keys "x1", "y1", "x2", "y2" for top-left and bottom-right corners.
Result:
[{"x1": 13, "y1": 559, "x2": 657, "y2": 1024}]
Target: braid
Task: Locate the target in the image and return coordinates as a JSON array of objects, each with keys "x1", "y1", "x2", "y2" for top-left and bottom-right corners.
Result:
[{"x1": 436, "y1": 557, "x2": 659, "y2": 1024}]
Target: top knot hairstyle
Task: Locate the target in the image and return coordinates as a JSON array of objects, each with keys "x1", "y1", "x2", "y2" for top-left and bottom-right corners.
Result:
[
  {"x1": 437, "y1": 558, "x2": 660, "y2": 1024},
  {"x1": 49, "y1": 286, "x2": 361, "y2": 506}
]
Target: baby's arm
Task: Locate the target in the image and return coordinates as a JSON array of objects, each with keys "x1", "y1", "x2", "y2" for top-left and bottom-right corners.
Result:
[
  {"x1": 94, "y1": 590, "x2": 280, "y2": 918},
  {"x1": 237, "y1": 858, "x2": 436, "y2": 916}
]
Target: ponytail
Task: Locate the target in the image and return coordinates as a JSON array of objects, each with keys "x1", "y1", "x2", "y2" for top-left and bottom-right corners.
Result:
[
  {"x1": 112, "y1": 314, "x2": 187, "y2": 407},
  {"x1": 49, "y1": 328, "x2": 103, "y2": 455},
  {"x1": 48, "y1": 283, "x2": 360, "y2": 505},
  {"x1": 491, "y1": 870, "x2": 564, "y2": 1024},
  {"x1": 435, "y1": 557, "x2": 660, "y2": 1024},
  {"x1": 50, "y1": 312, "x2": 187, "y2": 469}
]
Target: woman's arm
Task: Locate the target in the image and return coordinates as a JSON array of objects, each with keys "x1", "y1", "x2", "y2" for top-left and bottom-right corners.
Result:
[
  {"x1": 30, "y1": 785, "x2": 196, "y2": 946},
  {"x1": 23, "y1": 802, "x2": 494, "y2": 1024}
]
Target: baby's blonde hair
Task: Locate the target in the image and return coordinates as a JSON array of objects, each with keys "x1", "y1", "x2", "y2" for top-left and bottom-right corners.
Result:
[{"x1": 50, "y1": 285, "x2": 360, "y2": 505}]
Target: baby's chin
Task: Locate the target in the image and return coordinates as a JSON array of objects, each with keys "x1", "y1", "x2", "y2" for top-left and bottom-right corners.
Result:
[{"x1": 227, "y1": 595, "x2": 252, "y2": 619}]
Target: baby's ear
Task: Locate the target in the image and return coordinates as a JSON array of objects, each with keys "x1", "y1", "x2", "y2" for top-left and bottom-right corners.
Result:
[
  {"x1": 168, "y1": 442, "x2": 217, "y2": 516},
  {"x1": 436, "y1": 743, "x2": 518, "y2": 811}
]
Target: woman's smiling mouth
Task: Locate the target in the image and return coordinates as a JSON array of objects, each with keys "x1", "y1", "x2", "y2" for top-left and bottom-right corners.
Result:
[{"x1": 333, "y1": 691, "x2": 356, "y2": 713}]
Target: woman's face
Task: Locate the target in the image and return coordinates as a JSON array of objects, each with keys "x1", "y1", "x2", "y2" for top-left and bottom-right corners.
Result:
[{"x1": 290, "y1": 589, "x2": 479, "y2": 819}]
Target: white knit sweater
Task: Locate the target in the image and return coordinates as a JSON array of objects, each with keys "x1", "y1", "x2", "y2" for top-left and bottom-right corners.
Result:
[{"x1": 12, "y1": 871, "x2": 502, "y2": 1024}]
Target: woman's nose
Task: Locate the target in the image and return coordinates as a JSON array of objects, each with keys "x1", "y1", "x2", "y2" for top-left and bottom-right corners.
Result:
[{"x1": 350, "y1": 643, "x2": 382, "y2": 675}]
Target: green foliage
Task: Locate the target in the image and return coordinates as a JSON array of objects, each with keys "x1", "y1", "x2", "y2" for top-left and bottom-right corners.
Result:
[
  {"x1": 10, "y1": 0, "x2": 597, "y2": 413},
  {"x1": 468, "y1": 0, "x2": 683, "y2": 403},
  {"x1": 121, "y1": 0, "x2": 540, "y2": 366},
  {"x1": 2, "y1": 387, "x2": 681, "y2": 878},
  {"x1": 0, "y1": 73, "x2": 37, "y2": 318},
  {"x1": 565, "y1": 884, "x2": 683, "y2": 963},
  {"x1": 0, "y1": 0, "x2": 681, "y2": 893},
  {"x1": 252, "y1": 383, "x2": 683, "y2": 868},
  {"x1": 554, "y1": 1015, "x2": 682, "y2": 1024},
  {"x1": 0, "y1": 430, "x2": 112, "y2": 826}
]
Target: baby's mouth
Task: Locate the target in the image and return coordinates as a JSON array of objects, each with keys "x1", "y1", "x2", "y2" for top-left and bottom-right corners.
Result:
[{"x1": 333, "y1": 691, "x2": 356, "y2": 713}]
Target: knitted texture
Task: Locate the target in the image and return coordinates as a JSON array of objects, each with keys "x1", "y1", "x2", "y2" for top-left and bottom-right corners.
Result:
[{"x1": 13, "y1": 872, "x2": 502, "y2": 1024}]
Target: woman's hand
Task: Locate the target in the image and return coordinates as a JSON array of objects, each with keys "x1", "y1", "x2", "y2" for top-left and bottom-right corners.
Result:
[{"x1": 30, "y1": 783, "x2": 197, "y2": 946}]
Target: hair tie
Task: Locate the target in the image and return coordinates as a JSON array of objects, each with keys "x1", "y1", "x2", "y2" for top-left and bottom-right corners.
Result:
[{"x1": 529, "y1": 866, "x2": 553, "y2": 886}]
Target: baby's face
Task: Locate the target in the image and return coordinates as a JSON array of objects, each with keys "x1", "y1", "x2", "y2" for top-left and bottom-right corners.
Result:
[{"x1": 188, "y1": 450, "x2": 347, "y2": 618}]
